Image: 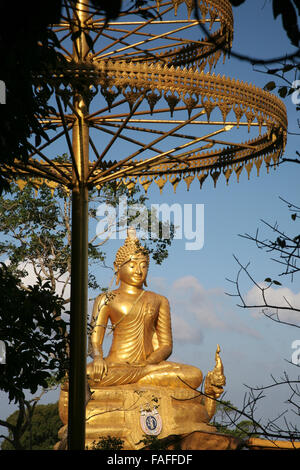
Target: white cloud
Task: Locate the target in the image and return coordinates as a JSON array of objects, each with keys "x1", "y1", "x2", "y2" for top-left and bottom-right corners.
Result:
[
  {"x1": 246, "y1": 282, "x2": 300, "y2": 326},
  {"x1": 171, "y1": 276, "x2": 226, "y2": 330},
  {"x1": 148, "y1": 276, "x2": 168, "y2": 292},
  {"x1": 154, "y1": 275, "x2": 261, "y2": 343},
  {"x1": 171, "y1": 314, "x2": 203, "y2": 344}
]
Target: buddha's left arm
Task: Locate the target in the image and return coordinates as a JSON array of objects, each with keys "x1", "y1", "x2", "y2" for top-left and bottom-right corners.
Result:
[{"x1": 146, "y1": 296, "x2": 173, "y2": 364}]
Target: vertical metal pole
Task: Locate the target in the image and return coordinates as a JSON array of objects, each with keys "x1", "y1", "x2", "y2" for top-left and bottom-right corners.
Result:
[
  {"x1": 68, "y1": 184, "x2": 88, "y2": 450},
  {"x1": 68, "y1": 0, "x2": 90, "y2": 450}
]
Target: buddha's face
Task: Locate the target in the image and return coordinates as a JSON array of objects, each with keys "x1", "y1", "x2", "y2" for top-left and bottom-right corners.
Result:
[{"x1": 117, "y1": 255, "x2": 148, "y2": 288}]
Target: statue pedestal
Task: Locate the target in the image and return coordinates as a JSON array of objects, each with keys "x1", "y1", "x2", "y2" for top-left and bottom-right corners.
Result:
[
  {"x1": 57, "y1": 384, "x2": 242, "y2": 450},
  {"x1": 86, "y1": 385, "x2": 215, "y2": 449},
  {"x1": 58, "y1": 383, "x2": 216, "y2": 449}
]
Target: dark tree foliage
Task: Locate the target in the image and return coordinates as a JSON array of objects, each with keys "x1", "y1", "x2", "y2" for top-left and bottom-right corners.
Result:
[
  {"x1": 0, "y1": 1, "x2": 63, "y2": 191},
  {"x1": 211, "y1": 400, "x2": 259, "y2": 440},
  {"x1": 88, "y1": 435, "x2": 125, "y2": 450},
  {"x1": 0, "y1": 263, "x2": 68, "y2": 404},
  {"x1": 1, "y1": 403, "x2": 61, "y2": 450}
]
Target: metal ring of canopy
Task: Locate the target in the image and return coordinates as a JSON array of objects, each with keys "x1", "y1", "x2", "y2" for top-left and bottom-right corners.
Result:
[{"x1": 2, "y1": 0, "x2": 287, "y2": 196}]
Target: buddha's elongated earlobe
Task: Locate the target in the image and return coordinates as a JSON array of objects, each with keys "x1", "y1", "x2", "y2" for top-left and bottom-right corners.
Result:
[
  {"x1": 143, "y1": 279, "x2": 148, "y2": 287},
  {"x1": 113, "y1": 263, "x2": 120, "y2": 286}
]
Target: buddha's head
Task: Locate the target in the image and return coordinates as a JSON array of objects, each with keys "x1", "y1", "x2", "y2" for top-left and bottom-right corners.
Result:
[{"x1": 114, "y1": 227, "x2": 149, "y2": 287}]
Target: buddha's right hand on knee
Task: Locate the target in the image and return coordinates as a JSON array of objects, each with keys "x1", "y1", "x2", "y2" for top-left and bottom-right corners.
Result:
[{"x1": 93, "y1": 357, "x2": 108, "y2": 381}]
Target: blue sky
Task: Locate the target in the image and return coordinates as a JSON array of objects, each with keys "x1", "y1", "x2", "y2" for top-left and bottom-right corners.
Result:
[{"x1": 1, "y1": 1, "x2": 300, "y2": 438}]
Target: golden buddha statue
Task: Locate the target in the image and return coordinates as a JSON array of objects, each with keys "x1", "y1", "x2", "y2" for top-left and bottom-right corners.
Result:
[
  {"x1": 87, "y1": 226, "x2": 204, "y2": 390},
  {"x1": 57, "y1": 227, "x2": 226, "y2": 450}
]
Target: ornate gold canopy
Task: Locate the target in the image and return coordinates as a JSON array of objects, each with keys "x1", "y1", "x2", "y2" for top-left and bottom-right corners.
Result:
[{"x1": 2, "y1": 0, "x2": 287, "y2": 194}]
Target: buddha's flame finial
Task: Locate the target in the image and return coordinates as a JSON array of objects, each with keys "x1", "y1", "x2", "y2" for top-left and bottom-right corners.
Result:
[
  {"x1": 127, "y1": 226, "x2": 137, "y2": 239},
  {"x1": 114, "y1": 226, "x2": 149, "y2": 271}
]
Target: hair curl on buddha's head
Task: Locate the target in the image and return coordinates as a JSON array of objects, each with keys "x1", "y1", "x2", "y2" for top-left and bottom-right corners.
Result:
[{"x1": 114, "y1": 226, "x2": 149, "y2": 273}]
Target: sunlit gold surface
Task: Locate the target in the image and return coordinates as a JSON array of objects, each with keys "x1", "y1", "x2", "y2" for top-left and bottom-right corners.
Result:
[
  {"x1": 59, "y1": 384, "x2": 219, "y2": 450},
  {"x1": 246, "y1": 438, "x2": 300, "y2": 450},
  {"x1": 87, "y1": 228, "x2": 203, "y2": 390},
  {"x1": 57, "y1": 228, "x2": 226, "y2": 448}
]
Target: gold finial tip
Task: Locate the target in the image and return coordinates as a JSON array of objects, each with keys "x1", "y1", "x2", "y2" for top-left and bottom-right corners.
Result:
[{"x1": 127, "y1": 226, "x2": 137, "y2": 239}]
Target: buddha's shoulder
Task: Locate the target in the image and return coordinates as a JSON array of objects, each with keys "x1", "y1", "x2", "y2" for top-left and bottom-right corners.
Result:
[
  {"x1": 145, "y1": 290, "x2": 169, "y2": 305},
  {"x1": 94, "y1": 291, "x2": 116, "y2": 305}
]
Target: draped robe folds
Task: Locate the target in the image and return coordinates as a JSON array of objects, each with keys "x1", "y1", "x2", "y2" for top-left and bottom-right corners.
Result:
[
  {"x1": 88, "y1": 290, "x2": 171, "y2": 386},
  {"x1": 88, "y1": 289, "x2": 203, "y2": 390}
]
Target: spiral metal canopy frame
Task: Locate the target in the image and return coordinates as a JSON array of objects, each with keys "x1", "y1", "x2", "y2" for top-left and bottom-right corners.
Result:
[
  {"x1": 1, "y1": 0, "x2": 287, "y2": 450},
  {"x1": 3, "y1": 0, "x2": 286, "y2": 193}
]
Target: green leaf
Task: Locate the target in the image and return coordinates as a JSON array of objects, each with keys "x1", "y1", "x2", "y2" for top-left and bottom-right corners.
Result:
[
  {"x1": 278, "y1": 86, "x2": 288, "y2": 98},
  {"x1": 277, "y1": 0, "x2": 300, "y2": 46},
  {"x1": 264, "y1": 81, "x2": 276, "y2": 91},
  {"x1": 229, "y1": 0, "x2": 246, "y2": 5},
  {"x1": 273, "y1": 280, "x2": 282, "y2": 286},
  {"x1": 276, "y1": 237, "x2": 286, "y2": 248},
  {"x1": 264, "y1": 277, "x2": 272, "y2": 283},
  {"x1": 84, "y1": 32, "x2": 94, "y2": 52},
  {"x1": 291, "y1": 213, "x2": 297, "y2": 220},
  {"x1": 273, "y1": 0, "x2": 284, "y2": 19}
]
